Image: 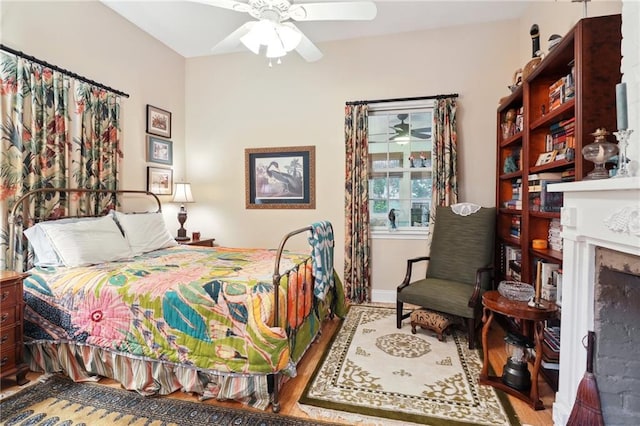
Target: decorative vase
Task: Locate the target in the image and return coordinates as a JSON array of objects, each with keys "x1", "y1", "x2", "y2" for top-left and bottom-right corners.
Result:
[{"x1": 582, "y1": 128, "x2": 618, "y2": 180}]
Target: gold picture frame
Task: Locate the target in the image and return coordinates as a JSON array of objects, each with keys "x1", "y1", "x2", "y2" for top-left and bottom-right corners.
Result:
[{"x1": 245, "y1": 146, "x2": 316, "y2": 209}]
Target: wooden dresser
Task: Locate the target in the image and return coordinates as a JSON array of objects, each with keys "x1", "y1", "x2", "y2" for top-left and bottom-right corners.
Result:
[{"x1": 0, "y1": 270, "x2": 30, "y2": 386}]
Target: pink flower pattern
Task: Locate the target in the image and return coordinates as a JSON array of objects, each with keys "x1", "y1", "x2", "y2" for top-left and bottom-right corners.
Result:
[{"x1": 73, "y1": 289, "x2": 131, "y2": 341}]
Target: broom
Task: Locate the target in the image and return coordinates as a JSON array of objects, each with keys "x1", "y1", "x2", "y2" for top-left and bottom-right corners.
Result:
[{"x1": 567, "y1": 331, "x2": 604, "y2": 426}]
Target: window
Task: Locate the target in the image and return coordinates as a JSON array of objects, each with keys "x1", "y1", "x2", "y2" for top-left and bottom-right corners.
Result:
[{"x1": 368, "y1": 102, "x2": 433, "y2": 234}]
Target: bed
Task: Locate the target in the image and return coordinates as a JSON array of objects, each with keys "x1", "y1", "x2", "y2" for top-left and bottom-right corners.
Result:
[{"x1": 7, "y1": 188, "x2": 345, "y2": 411}]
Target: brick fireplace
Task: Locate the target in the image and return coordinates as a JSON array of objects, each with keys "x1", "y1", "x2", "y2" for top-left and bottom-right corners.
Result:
[
  {"x1": 549, "y1": 178, "x2": 640, "y2": 425},
  {"x1": 593, "y1": 247, "x2": 640, "y2": 425}
]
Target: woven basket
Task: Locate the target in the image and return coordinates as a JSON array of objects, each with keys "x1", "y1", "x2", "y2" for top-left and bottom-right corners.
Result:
[{"x1": 498, "y1": 281, "x2": 535, "y2": 301}]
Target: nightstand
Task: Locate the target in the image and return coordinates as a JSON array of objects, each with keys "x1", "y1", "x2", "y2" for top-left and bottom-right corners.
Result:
[
  {"x1": 178, "y1": 238, "x2": 215, "y2": 247},
  {"x1": 1, "y1": 271, "x2": 30, "y2": 386}
]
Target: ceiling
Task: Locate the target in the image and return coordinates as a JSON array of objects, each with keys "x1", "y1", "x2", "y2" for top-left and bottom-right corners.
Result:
[{"x1": 101, "y1": 1, "x2": 531, "y2": 58}]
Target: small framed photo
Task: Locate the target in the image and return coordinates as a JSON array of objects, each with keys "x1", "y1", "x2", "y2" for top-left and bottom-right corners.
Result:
[
  {"x1": 245, "y1": 146, "x2": 315, "y2": 209},
  {"x1": 147, "y1": 166, "x2": 173, "y2": 195},
  {"x1": 535, "y1": 151, "x2": 556, "y2": 166},
  {"x1": 146, "y1": 105, "x2": 172, "y2": 138},
  {"x1": 146, "y1": 135, "x2": 173, "y2": 165}
]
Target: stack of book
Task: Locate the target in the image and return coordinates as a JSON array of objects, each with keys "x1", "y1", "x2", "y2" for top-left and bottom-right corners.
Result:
[
  {"x1": 505, "y1": 178, "x2": 523, "y2": 210},
  {"x1": 528, "y1": 173, "x2": 564, "y2": 212},
  {"x1": 542, "y1": 325, "x2": 561, "y2": 370},
  {"x1": 561, "y1": 168, "x2": 576, "y2": 181},
  {"x1": 548, "y1": 68, "x2": 575, "y2": 112},
  {"x1": 546, "y1": 117, "x2": 576, "y2": 157},
  {"x1": 503, "y1": 245, "x2": 522, "y2": 281},
  {"x1": 510, "y1": 215, "x2": 521, "y2": 239},
  {"x1": 548, "y1": 218, "x2": 563, "y2": 252},
  {"x1": 549, "y1": 79, "x2": 565, "y2": 111}
]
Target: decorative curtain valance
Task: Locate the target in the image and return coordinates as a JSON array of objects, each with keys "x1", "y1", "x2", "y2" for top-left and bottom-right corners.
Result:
[{"x1": 0, "y1": 50, "x2": 124, "y2": 271}]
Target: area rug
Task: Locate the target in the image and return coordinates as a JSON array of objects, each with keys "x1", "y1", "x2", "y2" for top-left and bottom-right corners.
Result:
[
  {"x1": 299, "y1": 305, "x2": 520, "y2": 426},
  {"x1": 0, "y1": 374, "x2": 339, "y2": 426}
]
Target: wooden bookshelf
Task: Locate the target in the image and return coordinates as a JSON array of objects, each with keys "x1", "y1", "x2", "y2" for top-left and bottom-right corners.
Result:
[{"x1": 494, "y1": 14, "x2": 622, "y2": 392}]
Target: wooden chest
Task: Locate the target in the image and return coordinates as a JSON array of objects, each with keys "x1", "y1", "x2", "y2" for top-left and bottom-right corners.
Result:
[{"x1": 1, "y1": 271, "x2": 30, "y2": 386}]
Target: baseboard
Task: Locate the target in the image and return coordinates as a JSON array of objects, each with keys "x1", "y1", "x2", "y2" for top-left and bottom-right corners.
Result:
[{"x1": 371, "y1": 289, "x2": 396, "y2": 304}]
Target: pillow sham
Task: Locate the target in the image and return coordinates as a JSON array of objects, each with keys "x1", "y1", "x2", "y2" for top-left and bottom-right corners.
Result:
[
  {"x1": 111, "y1": 210, "x2": 177, "y2": 256},
  {"x1": 38, "y1": 215, "x2": 134, "y2": 267},
  {"x1": 24, "y1": 217, "x2": 102, "y2": 266}
]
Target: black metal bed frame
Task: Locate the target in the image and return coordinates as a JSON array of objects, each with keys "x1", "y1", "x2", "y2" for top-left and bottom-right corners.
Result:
[{"x1": 8, "y1": 188, "x2": 316, "y2": 412}]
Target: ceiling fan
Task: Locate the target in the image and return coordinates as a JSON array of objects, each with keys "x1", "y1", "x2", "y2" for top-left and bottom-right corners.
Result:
[
  {"x1": 192, "y1": 0, "x2": 377, "y2": 63},
  {"x1": 390, "y1": 114, "x2": 431, "y2": 143}
]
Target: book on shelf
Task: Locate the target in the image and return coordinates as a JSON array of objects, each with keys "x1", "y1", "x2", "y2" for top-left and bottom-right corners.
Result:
[
  {"x1": 510, "y1": 215, "x2": 521, "y2": 239},
  {"x1": 529, "y1": 179, "x2": 564, "y2": 212},
  {"x1": 502, "y1": 245, "x2": 522, "y2": 280},
  {"x1": 542, "y1": 341, "x2": 560, "y2": 362},
  {"x1": 542, "y1": 360, "x2": 560, "y2": 370},
  {"x1": 528, "y1": 172, "x2": 563, "y2": 181}
]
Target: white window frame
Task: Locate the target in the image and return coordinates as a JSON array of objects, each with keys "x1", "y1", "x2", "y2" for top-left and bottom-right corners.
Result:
[{"x1": 368, "y1": 100, "x2": 434, "y2": 240}]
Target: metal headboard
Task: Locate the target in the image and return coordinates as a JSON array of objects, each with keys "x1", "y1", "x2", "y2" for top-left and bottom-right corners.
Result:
[{"x1": 7, "y1": 188, "x2": 162, "y2": 271}]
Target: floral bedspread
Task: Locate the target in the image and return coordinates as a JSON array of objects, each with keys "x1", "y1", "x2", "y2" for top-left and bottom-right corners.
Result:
[{"x1": 22, "y1": 245, "x2": 319, "y2": 374}]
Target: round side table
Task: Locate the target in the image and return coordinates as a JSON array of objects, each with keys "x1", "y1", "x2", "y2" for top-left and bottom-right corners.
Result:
[{"x1": 479, "y1": 290, "x2": 558, "y2": 410}]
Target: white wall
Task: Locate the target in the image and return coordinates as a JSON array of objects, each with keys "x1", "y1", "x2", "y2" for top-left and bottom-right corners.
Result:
[
  {"x1": 184, "y1": 18, "x2": 523, "y2": 299},
  {"x1": 516, "y1": 0, "x2": 621, "y2": 65},
  {"x1": 1, "y1": 0, "x2": 186, "y2": 227},
  {"x1": 2, "y1": 0, "x2": 628, "y2": 302}
]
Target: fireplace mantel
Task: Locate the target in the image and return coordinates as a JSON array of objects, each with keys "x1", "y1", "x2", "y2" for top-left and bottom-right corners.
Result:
[{"x1": 548, "y1": 177, "x2": 640, "y2": 425}]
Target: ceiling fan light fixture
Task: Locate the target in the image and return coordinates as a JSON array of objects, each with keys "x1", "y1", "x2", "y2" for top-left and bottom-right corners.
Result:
[
  {"x1": 276, "y1": 23, "x2": 302, "y2": 52},
  {"x1": 266, "y1": 40, "x2": 287, "y2": 58},
  {"x1": 240, "y1": 27, "x2": 263, "y2": 54},
  {"x1": 241, "y1": 19, "x2": 302, "y2": 60}
]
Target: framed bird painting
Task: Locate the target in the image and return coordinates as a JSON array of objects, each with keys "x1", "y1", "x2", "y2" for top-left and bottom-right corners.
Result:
[{"x1": 245, "y1": 146, "x2": 316, "y2": 209}]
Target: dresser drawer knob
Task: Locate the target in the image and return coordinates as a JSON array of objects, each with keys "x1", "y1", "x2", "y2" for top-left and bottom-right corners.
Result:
[
  {"x1": 0, "y1": 313, "x2": 8, "y2": 323},
  {"x1": 0, "y1": 334, "x2": 8, "y2": 343},
  {"x1": 0, "y1": 356, "x2": 8, "y2": 366},
  {"x1": 1, "y1": 291, "x2": 8, "y2": 302}
]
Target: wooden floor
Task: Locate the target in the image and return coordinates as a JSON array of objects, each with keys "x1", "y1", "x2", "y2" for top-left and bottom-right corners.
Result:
[{"x1": 1, "y1": 318, "x2": 555, "y2": 426}]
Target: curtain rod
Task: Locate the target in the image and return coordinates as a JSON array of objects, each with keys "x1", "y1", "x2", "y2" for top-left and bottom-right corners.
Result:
[
  {"x1": 346, "y1": 93, "x2": 458, "y2": 106},
  {"x1": 0, "y1": 44, "x2": 130, "y2": 98}
]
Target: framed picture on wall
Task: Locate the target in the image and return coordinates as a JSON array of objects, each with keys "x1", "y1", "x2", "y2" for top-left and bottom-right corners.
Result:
[
  {"x1": 245, "y1": 146, "x2": 315, "y2": 209},
  {"x1": 146, "y1": 105, "x2": 172, "y2": 138},
  {"x1": 146, "y1": 135, "x2": 173, "y2": 165},
  {"x1": 147, "y1": 166, "x2": 173, "y2": 195}
]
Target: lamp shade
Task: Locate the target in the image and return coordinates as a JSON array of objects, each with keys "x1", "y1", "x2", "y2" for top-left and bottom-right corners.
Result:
[
  {"x1": 172, "y1": 183, "x2": 194, "y2": 204},
  {"x1": 240, "y1": 19, "x2": 302, "y2": 59}
]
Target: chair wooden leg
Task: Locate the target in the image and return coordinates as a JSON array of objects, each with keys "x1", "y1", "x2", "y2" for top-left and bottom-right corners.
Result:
[
  {"x1": 467, "y1": 318, "x2": 476, "y2": 349},
  {"x1": 396, "y1": 301, "x2": 404, "y2": 328}
]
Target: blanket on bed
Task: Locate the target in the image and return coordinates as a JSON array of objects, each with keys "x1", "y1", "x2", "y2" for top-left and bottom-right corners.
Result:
[{"x1": 23, "y1": 245, "x2": 322, "y2": 375}]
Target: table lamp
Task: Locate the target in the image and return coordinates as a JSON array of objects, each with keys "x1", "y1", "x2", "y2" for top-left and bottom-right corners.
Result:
[{"x1": 172, "y1": 182, "x2": 194, "y2": 241}]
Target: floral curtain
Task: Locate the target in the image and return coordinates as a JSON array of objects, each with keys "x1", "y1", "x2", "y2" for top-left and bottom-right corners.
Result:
[
  {"x1": 344, "y1": 104, "x2": 370, "y2": 303},
  {"x1": 0, "y1": 51, "x2": 122, "y2": 271},
  {"x1": 429, "y1": 97, "x2": 458, "y2": 231}
]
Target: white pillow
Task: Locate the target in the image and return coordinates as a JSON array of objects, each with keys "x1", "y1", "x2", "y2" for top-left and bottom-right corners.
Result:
[
  {"x1": 111, "y1": 210, "x2": 177, "y2": 256},
  {"x1": 39, "y1": 215, "x2": 134, "y2": 267},
  {"x1": 24, "y1": 217, "x2": 102, "y2": 266}
]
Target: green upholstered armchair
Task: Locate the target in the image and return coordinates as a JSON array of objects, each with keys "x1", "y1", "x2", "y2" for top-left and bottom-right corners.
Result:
[{"x1": 396, "y1": 204, "x2": 496, "y2": 349}]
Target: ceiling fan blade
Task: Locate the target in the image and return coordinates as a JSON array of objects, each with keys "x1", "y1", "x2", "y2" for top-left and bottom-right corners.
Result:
[
  {"x1": 289, "y1": 1, "x2": 377, "y2": 21},
  {"x1": 294, "y1": 29, "x2": 323, "y2": 62},
  {"x1": 211, "y1": 21, "x2": 255, "y2": 53},
  {"x1": 190, "y1": 0, "x2": 251, "y2": 13}
]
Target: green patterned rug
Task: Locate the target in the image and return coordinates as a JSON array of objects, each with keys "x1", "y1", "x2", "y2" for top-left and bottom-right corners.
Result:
[
  {"x1": 0, "y1": 374, "x2": 340, "y2": 426},
  {"x1": 299, "y1": 305, "x2": 521, "y2": 425}
]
